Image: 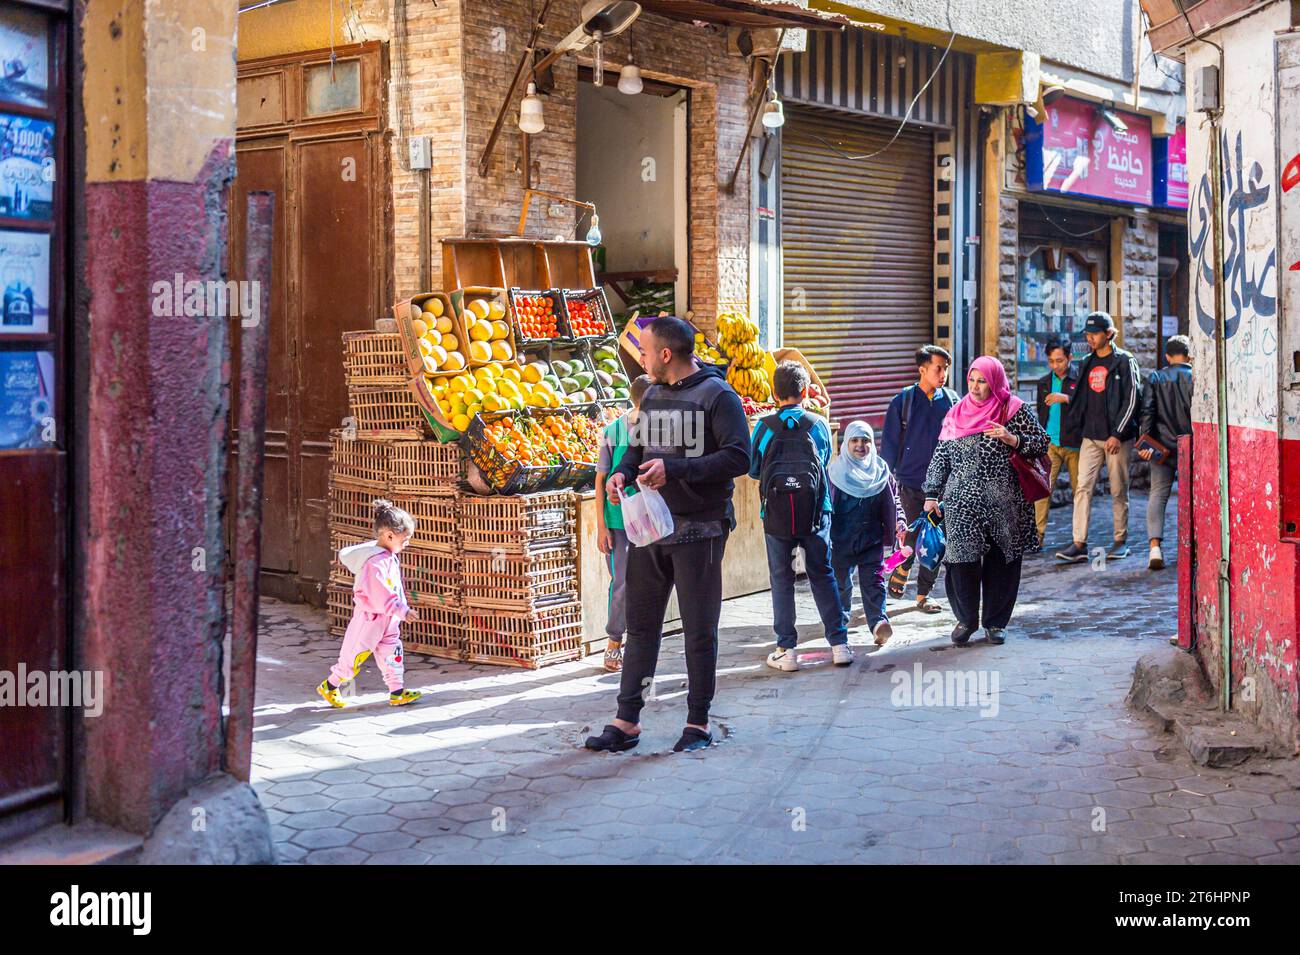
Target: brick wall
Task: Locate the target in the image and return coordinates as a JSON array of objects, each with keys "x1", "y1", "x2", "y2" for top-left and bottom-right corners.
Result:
[
  {"x1": 1117, "y1": 211, "x2": 1160, "y2": 373},
  {"x1": 996, "y1": 193, "x2": 1020, "y2": 379},
  {"x1": 389, "y1": 0, "x2": 464, "y2": 296},
  {"x1": 459, "y1": 2, "x2": 752, "y2": 330}
]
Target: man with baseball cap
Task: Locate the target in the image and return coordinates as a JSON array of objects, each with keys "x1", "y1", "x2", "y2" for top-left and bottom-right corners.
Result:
[{"x1": 1055, "y1": 311, "x2": 1142, "y2": 563}]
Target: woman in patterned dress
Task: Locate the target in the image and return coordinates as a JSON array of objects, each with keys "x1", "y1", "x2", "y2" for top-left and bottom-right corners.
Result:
[{"x1": 922, "y1": 356, "x2": 1050, "y2": 646}]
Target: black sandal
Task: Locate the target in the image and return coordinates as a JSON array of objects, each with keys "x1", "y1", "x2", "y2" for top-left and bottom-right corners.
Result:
[
  {"x1": 673, "y1": 727, "x2": 713, "y2": 753},
  {"x1": 887, "y1": 566, "x2": 909, "y2": 598},
  {"x1": 584, "y1": 724, "x2": 640, "y2": 752}
]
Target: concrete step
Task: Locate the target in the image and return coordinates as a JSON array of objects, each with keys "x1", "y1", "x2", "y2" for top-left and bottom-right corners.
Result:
[{"x1": 0, "y1": 823, "x2": 142, "y2": 865}]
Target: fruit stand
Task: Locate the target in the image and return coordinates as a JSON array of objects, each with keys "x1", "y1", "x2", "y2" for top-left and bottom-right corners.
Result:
[{"x1": 327, "y1": 236, "x2": 833, "y2": 668}]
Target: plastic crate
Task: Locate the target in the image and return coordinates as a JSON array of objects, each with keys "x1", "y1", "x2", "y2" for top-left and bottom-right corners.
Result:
[
  {"x1": 343, "y1": 331, "x2": 408, "y2": 386},
  {"x1": 463, "y1": 544, "x2": 578, "y2": 611},
  {"x1": 546, "y1": 342, "x2": 608, "y2": 401},
  {"x1": 460, "y1": 410, "x2": 564, "y2": 496},
  {"x1": 458, "y1": 489, "x2": 576, "y2": 554},
  {"x1": 347, "y1": 385, "x2": 427, "y2": 440},
  {"x1": 462, "y1": 601, "x2": 584, "y2": 669},
  {"x1": 559, "y1": 287, "x2": 615, "y2": 339},
  {"x1": 532, "y1": 407, "x2": 598, "y2": 490},
  {"x1": 507, "y1": 287, "x2": 570, "y2": 345}
]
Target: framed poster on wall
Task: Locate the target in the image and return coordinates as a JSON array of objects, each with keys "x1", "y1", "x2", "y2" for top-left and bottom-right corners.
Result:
[
  {"x1": 0, "y1": 112, "x2": 53, "y2": 220},
  {"x1": 0, "y1": 6, "x2": 49, "y2": 109},
  {"x1": 0, "y1": 348, "x2": 53, "y2": 448},
  {"x1": 0, "y1": 228, "x2": 47, "y2": 332}
]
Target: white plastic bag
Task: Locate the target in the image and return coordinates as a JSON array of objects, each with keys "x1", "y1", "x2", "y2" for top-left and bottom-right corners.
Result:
[{"x1": 619, "y1": 482, "x2": 675, "y2": 546}]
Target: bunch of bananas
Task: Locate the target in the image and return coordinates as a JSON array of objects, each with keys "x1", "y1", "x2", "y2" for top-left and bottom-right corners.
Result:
[{"x1": 719, "y1": 310, "x2": 771, "y2": 401}]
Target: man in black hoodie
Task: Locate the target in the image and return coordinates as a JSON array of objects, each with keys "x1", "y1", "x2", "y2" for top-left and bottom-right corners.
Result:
[
  {"x1": 585, "y1": 316, "x2": 751, "y2": 755},
  {"x1": 1055, "y1": 311, "x2": 1142, "y2": 563}
]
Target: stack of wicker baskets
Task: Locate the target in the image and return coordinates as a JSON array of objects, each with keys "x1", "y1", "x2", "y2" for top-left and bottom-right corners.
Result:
[
  {"x1": 327, "y1": 331, "x2": 466, "y2": 659},
  {"x1": 458, "y1": 489, "x2": 585, "y2": 669}
]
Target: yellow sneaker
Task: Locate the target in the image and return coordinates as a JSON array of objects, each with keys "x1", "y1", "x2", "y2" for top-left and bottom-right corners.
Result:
[
  {"x1": 388, "y1": 689, "x2": 422, "y2": 707},
  {"x1": 317, "y1": 680, "x2": 346, "y2": 708}
]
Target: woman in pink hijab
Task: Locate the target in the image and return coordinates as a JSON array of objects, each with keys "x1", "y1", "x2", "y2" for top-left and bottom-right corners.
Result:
[{"x1": 922, "y1": 356, "x2": 1050, "y2": 647}]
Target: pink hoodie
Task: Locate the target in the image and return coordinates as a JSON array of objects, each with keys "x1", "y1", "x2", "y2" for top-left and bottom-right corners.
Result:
[{"x1": 340, "y1": 541, "x2": 411, "y2": 638}]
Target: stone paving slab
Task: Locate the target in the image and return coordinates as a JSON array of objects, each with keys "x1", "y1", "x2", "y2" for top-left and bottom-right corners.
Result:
[{"x1": 252, "y1": 491, "x2": 1300, "y2": 864}]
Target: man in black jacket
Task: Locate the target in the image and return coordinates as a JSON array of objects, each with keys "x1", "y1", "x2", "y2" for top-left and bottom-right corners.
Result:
[
  {"x1": 1137, "y1": 334, "x2": 1193, "y2": 570},
  {"x1": 1034, "y1": 339, "x2": 1082, "y2": 547},
  {"x1": 1055, "y1": 311, "x2": 1142, "y2": 563},
  {"x1": 586, "y1": 316, "x2": 751, "y2": 755}
]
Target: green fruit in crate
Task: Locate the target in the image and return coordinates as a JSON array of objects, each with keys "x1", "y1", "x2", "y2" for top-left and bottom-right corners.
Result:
[
  {"x1": 599, "y1": 359, "x2": 621, "y2": 375},
  {"x1": 611, "y1": 373, "x2": 629, "y2": 388},
  {"x1": 560, "y1": 376, "x2": 579, "y2": 393},
  {"x1": 552, "y1": 359, "x2": 571, "y2": 377},
  {"x1": 595, "y1": 370, "x2": 613, "y2": 387},
  {"x1": 574, "y1": 371, "x2": 594, "y2": 389},
  {"x1": 544, "y1": 375, "x2": 562, "y2": 391}
]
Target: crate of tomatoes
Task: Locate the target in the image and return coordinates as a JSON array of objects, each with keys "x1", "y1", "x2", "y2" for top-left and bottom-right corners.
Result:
[
  {"x1": 507, "y1": 288, "x2": 567, "y2": 345},
  {"x1": 462, "y1": 410, "x2": 565, "y2": 496},
  {"x1": 560, "y1": 288, "x2": 615, "y2": 339}
]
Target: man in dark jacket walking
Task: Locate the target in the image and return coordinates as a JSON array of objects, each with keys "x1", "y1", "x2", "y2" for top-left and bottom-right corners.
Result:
[
  {"x1": 880, "y1": 344, "x2": 957, "y2": 612},
  {"x1": 1137, "y1": 334, "x2": 1193, "y2": 570},
  {"x1": 586, "y1": 316, "x2": 751, "y2": 755},
  {"x1": 1056, "y1": 311, "x2": 1142, "y2": 562},
  {"x1": 1034, "y1": 340, "x2": 1082, "y2": 547}
]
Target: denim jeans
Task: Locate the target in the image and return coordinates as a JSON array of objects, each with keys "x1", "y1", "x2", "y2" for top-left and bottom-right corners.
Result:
[
  {"x1": 833, "y1": 546, "x2": 887, "y2": 632},
  {"x1": 1147, "y1": 460, "x2": 1176, "y2": 542},
  {"x1": 764, "y1": 522, "x2": 847, "y2": 649}
]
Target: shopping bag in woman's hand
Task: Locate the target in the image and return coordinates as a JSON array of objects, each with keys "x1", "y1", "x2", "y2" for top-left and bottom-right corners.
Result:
[
  {"x1": 619, "y1": 483, "x2": 675, "y2": 546},
  {"x1": 909, "y1": 511, "x2": 946, "y2": 572}
]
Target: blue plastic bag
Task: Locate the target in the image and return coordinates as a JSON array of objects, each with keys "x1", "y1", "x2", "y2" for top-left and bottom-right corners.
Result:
[{"x1": 909, "y1": 511, "x2": 946, "y2": 572}]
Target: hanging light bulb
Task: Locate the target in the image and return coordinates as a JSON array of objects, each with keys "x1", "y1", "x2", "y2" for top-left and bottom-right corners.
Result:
[
  {"x1": 762, "y1": 89, "x2": 785, "y2": 129},
  {"x1": 519, "y1": 82, "x2": 545, "y2": 135},
  {"x1": 619, "y1": 28, "x2": 642, "y2": 95},
  {"x1": 592, "y1": 30, "x2": 605, "y2": 86},
  {"x1": 586, "y1": 211, "x2": 602, "y2": 246}
]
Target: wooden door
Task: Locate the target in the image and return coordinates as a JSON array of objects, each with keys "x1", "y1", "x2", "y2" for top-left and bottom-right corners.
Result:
[
  {"x1": 231, "y1": 43, "x2": 388, "y2": 604},
  {"x1": 0, "y1": 2, "x2": 68, "y2": 834}
]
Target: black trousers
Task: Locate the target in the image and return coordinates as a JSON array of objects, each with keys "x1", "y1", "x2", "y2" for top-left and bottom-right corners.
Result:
[
  {"x1": 898, "y1": 484, "x2": 939, "y2": 596},
  {"x1": 943, "y1": 541, "x2": 1023, "y2": 630},
  {"x1": 616, "y1": 530, "x2": 728, "y2": 728}
]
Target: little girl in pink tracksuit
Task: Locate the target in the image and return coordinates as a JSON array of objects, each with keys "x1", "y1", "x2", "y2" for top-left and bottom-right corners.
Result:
[{"x1": 317, "y1": 499, "x2": 423, "y2": 708}]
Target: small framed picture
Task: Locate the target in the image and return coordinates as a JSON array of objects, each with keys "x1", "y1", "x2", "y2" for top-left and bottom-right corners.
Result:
[
  {"x1": 0, "y1": 349, "x2": 54, "y2": 448},
  {"x1": 0, "y1": 7, "x2": 49, "y2": 109},
  {"x1": 0, "y1": 113, "x2": 54, "y2": 220},
  {"x1": 0, "y1": 228, "x2": 48, "y2": 333}
]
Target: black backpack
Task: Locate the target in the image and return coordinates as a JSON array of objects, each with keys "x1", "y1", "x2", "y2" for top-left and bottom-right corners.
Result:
[{"x1": 758, "y1": 413, "x2": 825, "y2": 538}]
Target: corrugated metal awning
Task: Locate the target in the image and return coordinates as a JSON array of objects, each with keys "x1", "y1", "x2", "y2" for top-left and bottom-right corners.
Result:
[{"x1": 637, "y1": 0, "x2": 849, "y2": 30}]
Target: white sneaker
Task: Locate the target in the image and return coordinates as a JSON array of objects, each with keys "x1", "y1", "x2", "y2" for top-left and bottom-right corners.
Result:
[
  {"x1": 872, "y1": 619, "x2": 894, "y2": 646},
  {"x1": 766, "y1": 647, "x2": 800, "y2": 671},
  {"x1": 831, "y1": 644, "x2": 854, "y2": 667},
  {"x1": 1149, "y1": 544, "x2": 1165, "y2": 570}
]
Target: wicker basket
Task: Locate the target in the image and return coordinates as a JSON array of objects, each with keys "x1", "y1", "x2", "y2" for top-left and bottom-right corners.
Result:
[
  {"x1": 343, "y1": 331, "x2": 408, "y2": 386},
  {"x1": 330, "y1": 431, "x2": 393, "y2": 489},
  {"x1": 458, "y1": 489, "x2": 576, "y2": 554},
  {"x1": 462, "y1": 601, "x2": 584, "y2": 669},
  {"x1": 388, "y1": 440, "x2": 465, "y2": 494},
  {"x1": 463, "y1": 545, "x2": 577, "y2": 611},
  {"x1": 402, "y1": 601, "x2": 466, "y2": 660},
  {"x1": 393, "y1": 494, "x2": 459, "y2": 553},
  {"x1": 326, "y1": 583, "x2": 352, "y2": 637},
  {"x1": 400, "y1": 545, "x2": 463, "y2": 606},
  {"x1": 347, "y1": 385, "x2": 427, "y2": 440},
  {"x1": 329, "y1": 482, "x2": 389, "y2": 540}
]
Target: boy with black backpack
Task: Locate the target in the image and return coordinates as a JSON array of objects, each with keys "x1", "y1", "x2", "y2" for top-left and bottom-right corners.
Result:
[{"x1": 750, "y1": 361, "x2": 848, "y2": 670}]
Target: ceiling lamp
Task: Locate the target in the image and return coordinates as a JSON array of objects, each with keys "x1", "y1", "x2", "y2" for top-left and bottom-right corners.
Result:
[{"x1": 761, "y1": 90, "x2": 785, "y2": 129}]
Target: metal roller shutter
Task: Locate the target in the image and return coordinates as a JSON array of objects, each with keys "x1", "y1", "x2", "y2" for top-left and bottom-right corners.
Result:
[{"x1": 781, "y1": 107, "x2": 934, "y2": 428}]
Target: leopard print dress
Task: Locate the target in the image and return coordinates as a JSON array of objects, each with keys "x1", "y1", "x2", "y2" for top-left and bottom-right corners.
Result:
[{"x1": 921, "y1": 404, "x2": 1050, "y2": 564}]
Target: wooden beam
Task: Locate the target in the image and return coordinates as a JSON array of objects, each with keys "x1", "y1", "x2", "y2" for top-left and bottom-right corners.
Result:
[{"x1": 980, "y1": 109, "x2": 1006, "y2": 358}]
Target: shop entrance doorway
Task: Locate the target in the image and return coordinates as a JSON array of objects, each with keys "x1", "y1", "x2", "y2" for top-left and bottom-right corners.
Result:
[
  {"x1": 230, "y1": 43, "x2": 389, "y2": 605},
  {"x1": 576, "y1": 70, "x2": 687, "y2": 318}
]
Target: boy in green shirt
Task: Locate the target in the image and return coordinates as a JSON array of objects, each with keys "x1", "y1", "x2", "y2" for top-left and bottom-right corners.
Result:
[{"x1": 595, "y1": 374, "x2": 652, "y2": 672}]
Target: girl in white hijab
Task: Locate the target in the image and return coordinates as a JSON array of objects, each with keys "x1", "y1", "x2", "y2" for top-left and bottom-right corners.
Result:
[{"x1": 828, "y1": 421, "x2": 907, "y2": 645}]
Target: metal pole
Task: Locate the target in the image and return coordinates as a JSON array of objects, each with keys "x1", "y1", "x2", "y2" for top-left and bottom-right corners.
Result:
[{"x1": 227, "y1": 191, "x2": 274, "y2": 781}]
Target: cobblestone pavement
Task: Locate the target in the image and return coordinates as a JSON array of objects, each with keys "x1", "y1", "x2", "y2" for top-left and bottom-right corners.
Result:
[{"x1": 252, "y1": 492, "x2": 1300, "y2": 864}]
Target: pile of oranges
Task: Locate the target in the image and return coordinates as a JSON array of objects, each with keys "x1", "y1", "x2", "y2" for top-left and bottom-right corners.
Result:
[
  {"x1": 482, "y1": 415, "x2": 563, "y2": 469},
  {"x1": 513, "y1": 294, "x2": 560, "y2": 341},
  {"x1": 537, "y1": 413, "x2": 598, "y2": 466}
]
